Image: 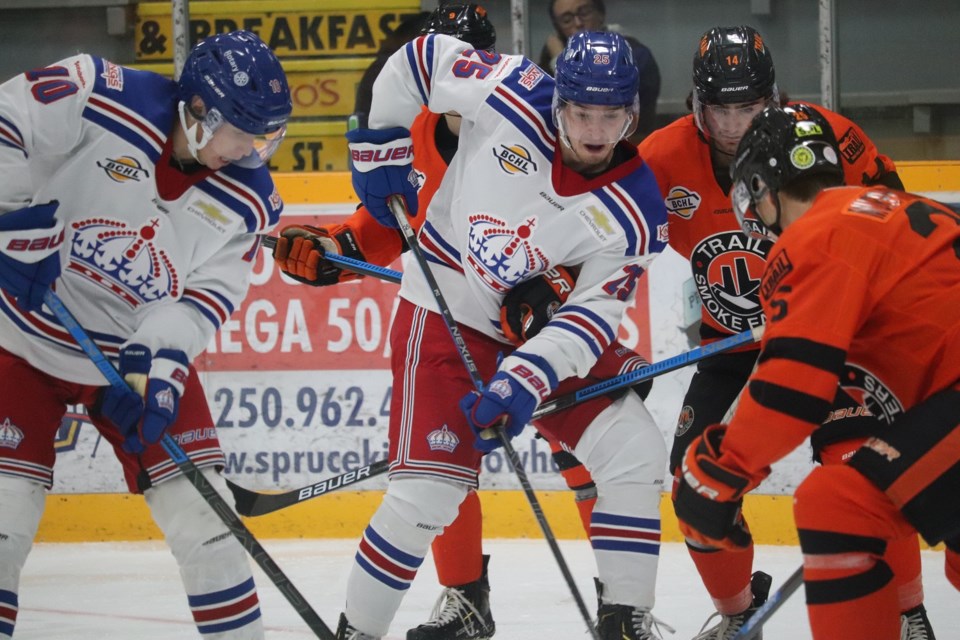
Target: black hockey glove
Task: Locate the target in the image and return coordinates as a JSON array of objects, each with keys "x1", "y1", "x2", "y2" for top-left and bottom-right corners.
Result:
[
  {"x1": 500, "y1": 266, "x2": 575, "y2": 345},
  {"x1": 274, "y1": 224, "x2": 367, "y2": 286}
]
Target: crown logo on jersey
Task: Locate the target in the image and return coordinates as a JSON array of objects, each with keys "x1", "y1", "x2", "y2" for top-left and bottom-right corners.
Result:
[
  {"x1": 466, "y1": 214, "x2": 547, "y2": 293},
  {"x1": 0, "y1": 418, "x2": 24, "y2": 450},
  {"x1": 426, "y1": 424, "x2": 460, "y2": 453},
  {"x1": 67, "y1": 217, "x2": 180, "y2": 309}
]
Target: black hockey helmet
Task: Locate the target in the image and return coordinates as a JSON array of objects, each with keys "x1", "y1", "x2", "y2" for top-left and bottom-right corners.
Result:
[
  {"x1": 731, "y1": 104, "x2": 844, "y2": 237},
  {"x1": 694, "y1": 26, "x2": 777, "y2": 106},
  {"x1": 422, "y1": 3, "x2": 497, "y2": 51}
]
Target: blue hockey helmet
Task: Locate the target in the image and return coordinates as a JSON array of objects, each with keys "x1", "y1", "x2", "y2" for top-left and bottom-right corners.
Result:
[
  {"x1": 555, "y1": 31, "x2": 639, "y2": 107},
  {"x1": 178, "y1": 30, "x2": 292, "y2": 168},
  {"x1": 553, "y1": 31, "x2": 640, "y2": 146}
]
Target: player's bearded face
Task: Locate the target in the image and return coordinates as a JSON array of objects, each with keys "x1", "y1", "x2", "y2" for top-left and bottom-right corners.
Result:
[
  {"x1": 558, "y1": 102, "x2": 633, "y2": 169},
  {"x1": 703, "y1": 99, "x2": 767, "y2": 155}
]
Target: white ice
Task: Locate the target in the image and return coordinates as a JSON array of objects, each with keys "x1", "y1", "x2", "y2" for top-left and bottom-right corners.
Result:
[{"x1": 14, "y1": 539, "x2": 958, "y2": 639}]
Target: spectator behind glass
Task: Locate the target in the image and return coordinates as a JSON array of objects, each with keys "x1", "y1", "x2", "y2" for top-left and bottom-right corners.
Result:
[
  {"x1": 538, "y1": 0, "x2": 660, "y2": 141},
  {"x1": 353, "y1": 11, "x2": 430, "y2": 128}
]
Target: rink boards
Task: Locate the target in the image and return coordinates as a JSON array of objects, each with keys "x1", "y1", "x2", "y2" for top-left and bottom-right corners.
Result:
[{"x1": 37, "y1": 163, "x2": 958, "y2": 544}]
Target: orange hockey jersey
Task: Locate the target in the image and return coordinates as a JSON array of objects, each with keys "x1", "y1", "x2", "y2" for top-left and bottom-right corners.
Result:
[
  {"x1": 328, "y1": 107, "x2": 450, "y2": 268},
  {"x1": 637, "y1": 104, "x2": 897, "y2": 347},
  {"x1": 719, "y1": 186, "x2": 960, "y2": 481}
]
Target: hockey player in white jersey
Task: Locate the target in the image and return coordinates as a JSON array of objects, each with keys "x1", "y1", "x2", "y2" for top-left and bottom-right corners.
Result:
[
  {"x1": 0, "y1": 31, "x2": 290, "y2": 638},
  {"x1": 335, "y1": 31, "x2": 671, "y2": 640}
]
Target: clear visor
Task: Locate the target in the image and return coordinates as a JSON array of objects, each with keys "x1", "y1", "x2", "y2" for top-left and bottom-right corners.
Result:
[
  {"x1": 553, "y1": 97, "x2": 638, "y2": 146},
  {"x1": 732, "y1": 177, "x2": 778, "y2": 241},
  {"x1": 693, "y1": 89, "x2": 779, "y2": 141},
  {"x1": 180, "y1": 102, "x2": 287, "y2": 169}
]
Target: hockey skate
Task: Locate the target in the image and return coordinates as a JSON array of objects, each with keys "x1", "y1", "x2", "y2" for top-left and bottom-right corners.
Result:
[
  {"x1": 597, "y1": 603, "x2": 675, "y2": 640},
  {"x1": 901, "y1": 604, "x2": 936, "y2": 640},
  {"x1": 336, "y1": 613, "x2": 381, "y2": 640},
  {"x1": 693, "y1": 571, "x2": 772, "y2": 640},
  {"x1": 406, "y1": 555, "x2": 495, "y2": 640}
]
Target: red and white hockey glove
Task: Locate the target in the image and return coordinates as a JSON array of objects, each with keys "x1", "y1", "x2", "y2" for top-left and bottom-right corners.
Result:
[
  {"x1": 499, "y1": 266, "x2": 575, "y2": 345},
  {"x1": 274, "y1": 224, "x2": 367, "y2": 286},
  {"x1": 346, "y1": 127, "x2": 418, "y2": 228},
  {"x1": 672, "y1": 424, "x2": 758, "y2": 550}
]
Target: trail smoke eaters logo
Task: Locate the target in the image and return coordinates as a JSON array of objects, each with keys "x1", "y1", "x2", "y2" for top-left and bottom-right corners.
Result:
[
  {"x1": 665, "y1": 186, "x2": 702, "y2": 219},
  {"x1": 690, "y1": 231, "x2": 771, "y2": 333},
  {"x1": 466, "y1": 213, "x2": 547, "y2": 293},
  {"x1": 675, "y1": 405, "x2": 695, "y2": 437},
  {"x1": 836, "y1": 363, "x2": 903, "y2": 425},
  {"x1": 493, "y1": 144, "x2": 537, "y2": 176},
  {"x1": 97, "y1": 156, "x2": 149, "y2": 183}
]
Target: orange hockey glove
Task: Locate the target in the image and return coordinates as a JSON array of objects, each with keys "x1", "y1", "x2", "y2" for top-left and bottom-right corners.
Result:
[
  {"x1": 499, "y1": 266, "x2": 575, "y2": 345},
  {"x1": 672, "y1": 424, "x2": 757, "y2": 550},
  {"x1": 273, "y1": 224, "x2": 366, "y2": 286}
]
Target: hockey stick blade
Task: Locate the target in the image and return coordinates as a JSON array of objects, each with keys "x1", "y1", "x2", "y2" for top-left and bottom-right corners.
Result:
[
  {"x1": 43, "y1": 290, "x2": 336, "y2": 640},
  {"x1": 228, "y1": 459, "x2": 390, "y2": 517},
  {"x1": 732, "y1": 566, "x2": 804, "y2": 640},
  {"x1": 260, "y1": 234, "x2": 402, "y2": 284},
  {"x1": 533, "y1": 325, "x2": 764, "y2": 419}
]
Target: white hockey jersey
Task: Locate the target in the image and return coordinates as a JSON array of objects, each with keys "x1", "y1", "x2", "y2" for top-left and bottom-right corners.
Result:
[
  {"x1": 371, "y1": 34, "x2": 667, "y2": 389},
  {"x1": 0, "y1": 55, "x2": 281, "y2": 383}
]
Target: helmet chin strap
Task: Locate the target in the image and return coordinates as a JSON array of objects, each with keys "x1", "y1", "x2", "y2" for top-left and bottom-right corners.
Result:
[{"x1": 177, "y1": 100, "x2": 214, "y2": 162}]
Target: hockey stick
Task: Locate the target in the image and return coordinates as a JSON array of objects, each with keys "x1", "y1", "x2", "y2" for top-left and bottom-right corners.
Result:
[
  {"x1": 42, "y1": 290, "x2": 336, "y2": 640},
  {"x1": 387, "y1": 195, "x2": 601, "y2": 640},
  {"x1": 732, "y1": 566, "x2": 804, "y2": 640},
  {"x1": 227, "y1": 459, "x2": 389, "y2": 517},
  {"x1": 227, "y1": 329, "x2": 762, "y2": 517},
  {"x1": 260, "y1": 234, "x2": 402, "y2": 284},
  {"x1": 533, "y1": 326, "x2": 764, "y2": 419}
]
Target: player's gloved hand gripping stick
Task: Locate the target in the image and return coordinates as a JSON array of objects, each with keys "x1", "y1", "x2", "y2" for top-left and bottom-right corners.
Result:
[{"x1": 42, "y1": 289, "x2": 336, "y2": 640}]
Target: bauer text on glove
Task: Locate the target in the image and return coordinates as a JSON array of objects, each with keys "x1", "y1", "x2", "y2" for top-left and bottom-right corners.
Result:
[
  {"x1": 346, "y1": 127, "x2": 419, "y2": 228},
  {"x1": 0, "y1": 201, "x2": 63, "y2": 312}
]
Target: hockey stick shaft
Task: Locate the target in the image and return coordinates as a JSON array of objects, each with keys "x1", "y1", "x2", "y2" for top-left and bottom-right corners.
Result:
[
  {"x1": 533, "y1": 326, "x2": 765, "y2": 419},
  {"x1": 387, "y1": 196, "x2": 601, "y2": 640},
  {"x1": 260, "y1": 234, "x2": 402, "y2": 284},
  {"x1": 733, "y1": 566, "x2": 804, "y2": 640},
  {"x1": 227, "y1": 459, "x2": 390, "y2": 517},
  {"x1": 228, "y1": 331, "x2": 760, "y2": 516},
  {"x1": 43, "y1": 290, "x2": 336, "y2": 640}
]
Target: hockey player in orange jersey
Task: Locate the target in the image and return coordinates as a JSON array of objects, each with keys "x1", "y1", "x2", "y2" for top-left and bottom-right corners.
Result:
[
  {"x1": 673, "y1": 103, "x2": 960, "y2": 640},
  {"x1": 636, "y1": 25, "x2": 937, "y2": 639},
  {"x1": 272, "y1": 6, "x2": 660, "y2": 640}
]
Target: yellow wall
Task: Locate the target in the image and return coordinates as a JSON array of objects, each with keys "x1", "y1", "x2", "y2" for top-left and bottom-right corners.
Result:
[
  {"x1": 272, "y1": 162, "x2": 960, "y2": 206},
  {"x1": 37, "y1": 490, "x2": 801, "y2": 544}
]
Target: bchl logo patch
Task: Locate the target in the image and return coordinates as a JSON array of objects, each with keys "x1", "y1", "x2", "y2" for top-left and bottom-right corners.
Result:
[
  {"x1": 466, "y1": 214, "x2": 547, "y2": 292},
  {"x1": 665, "y1": 186, "x2": 702, "y2": 219},
  {"x1": 690, "y1": 231, "x2": 770, "y2": 333},
  {"x1": 493, "y1": 144, "x2": 537, "y2": 176},
  {"x1": 97, "y1": 156, "x2": 150, "y2": 183}
]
